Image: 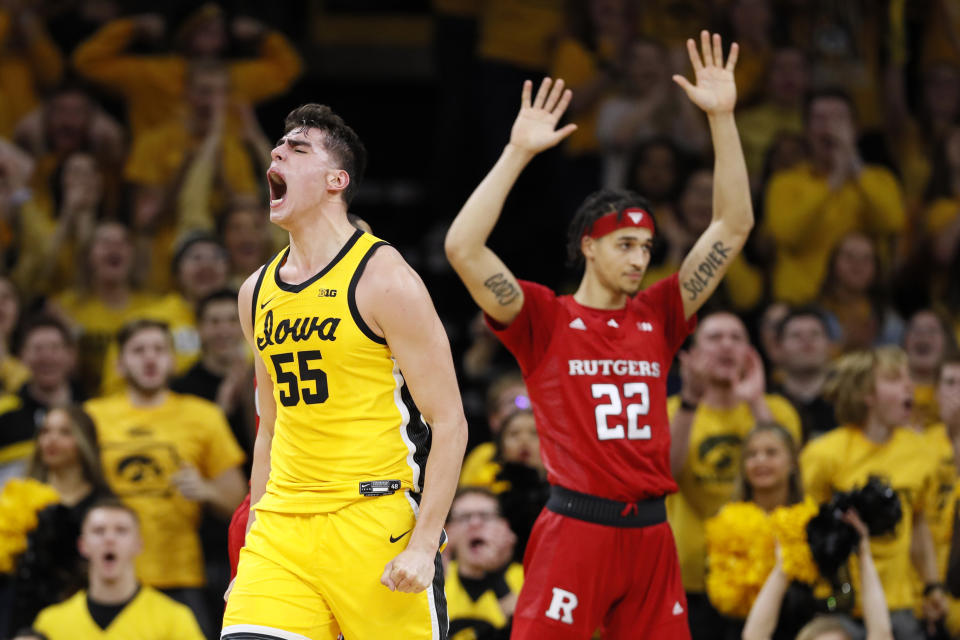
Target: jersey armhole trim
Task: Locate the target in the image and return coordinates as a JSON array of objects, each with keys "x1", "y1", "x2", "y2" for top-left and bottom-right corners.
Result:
[
  {"x1": 348, "y1": 241, "x2": 389, "y2": 345},
  {"x1": 249, "y1": 260, "x2": 272, "y2": 330}
]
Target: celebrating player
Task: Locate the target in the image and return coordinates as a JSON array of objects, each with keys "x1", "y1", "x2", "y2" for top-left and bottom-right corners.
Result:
[
  {"x1": 444, "y1": 31, "x2": 753, "y2": 639},
  {"x1": 222, "y1": 104, "x2": 467, "y2": 639}
]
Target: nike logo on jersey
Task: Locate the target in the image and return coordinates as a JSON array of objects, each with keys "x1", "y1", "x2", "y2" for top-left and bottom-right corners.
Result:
[
  {"x1": 569, "y1": 318, "x2": 587, "y2": 330},
  {"x1": 607, "y1": 319, "x2": 619, "y2": 328},
  {"x1": 672, "y1": 601, "x2": 684, "y2": 616},
  {"x1": 260, "y1": 295, "x2": 278, "y2": 309},
  {"x1": 628, "y1": 212, "x2": 644, "y2": 224},
  {"x1": 389, "y1": 529, "x2": 412, "y2": 543}
]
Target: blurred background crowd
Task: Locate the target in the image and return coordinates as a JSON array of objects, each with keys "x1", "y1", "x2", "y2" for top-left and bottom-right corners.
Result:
[{"x1": 0, "y1": 0, "x2": 958, "y2": 639}]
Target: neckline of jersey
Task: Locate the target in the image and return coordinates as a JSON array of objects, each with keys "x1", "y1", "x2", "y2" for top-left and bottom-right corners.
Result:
[
  {"x1": 273, "y1": 229, "x2": 363, "y2": 293},
  {"x1": 564, "y1": 294, "x2": 629, "y2": 318}
]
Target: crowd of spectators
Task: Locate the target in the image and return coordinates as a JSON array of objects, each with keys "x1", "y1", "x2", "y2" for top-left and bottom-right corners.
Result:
[{"x1": 0, "y1": 1, "x2": 957, "y2": 639}]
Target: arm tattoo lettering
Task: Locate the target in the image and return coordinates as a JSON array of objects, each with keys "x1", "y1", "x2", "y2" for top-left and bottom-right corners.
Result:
[
  {"x1": 682, "y1": 241, "x2": 732, "y2": 301},
  {"x1": 484, "y1": 273, "x2": 520, "y2": 305}
]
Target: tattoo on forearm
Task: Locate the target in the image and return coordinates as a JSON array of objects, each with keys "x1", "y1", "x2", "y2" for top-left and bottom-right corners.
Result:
[
  {"x1": 484, "y1": 273, "x2": 520, "y2": 305},
  {"x1": 683, "y1": 241, "x2": 732, "y2": 301}
]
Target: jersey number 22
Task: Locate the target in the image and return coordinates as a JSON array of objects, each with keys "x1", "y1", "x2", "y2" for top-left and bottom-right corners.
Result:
[{"x1": 592, "y1": 383, "x2": 651, "y2": 441}]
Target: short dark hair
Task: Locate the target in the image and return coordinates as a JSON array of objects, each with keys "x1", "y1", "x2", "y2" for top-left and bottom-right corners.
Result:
[
  {"x1": 172, "y1": 230, "x2": 228, "y2": 274},
  {"x1": 83, "y1": 497, "x2": 140, "y2": 530},
  {"x1": 776, "y1": 305, "x2": 830, "y2": 342},
  {"x1": 116, "y1": 319, "x2": 171, "y2": 350},
  {"x1": 566, "y1": 189, "x2": 653, "y2": 265},
  {"x1": 196, "y1": 288, "x2": 238, "y2": 321},
  {"x1": 15, "y1": 313, "x2": 75, "y2": 355},
  {"x1": 283, "y1": 104, "x2": 367, "y2": 205},
  {"x1": 448, "y1": 486, "x2": 500, "y2": 518},
  {"x1": 804, "y1": 87, "x2": 857, "y2": 123}
]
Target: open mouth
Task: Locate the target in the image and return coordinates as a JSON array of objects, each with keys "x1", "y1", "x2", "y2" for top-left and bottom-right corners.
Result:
[
  {"x1": 468, "y1": 536, "x2": 487, "y2": 551},
  {"x1": 268, "y1": 171, "x2": 287, "y2": 207}
]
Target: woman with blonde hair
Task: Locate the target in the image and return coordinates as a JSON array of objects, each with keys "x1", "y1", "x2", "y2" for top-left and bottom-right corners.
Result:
[
  {"x1": 705, "y1": 422, "x2": 814, "y2": 640},
  {"x1": 799, "y1": 347, "x2": 946, "y2": 639},
  {"x1": 3, "y1": 405, "x2": 112, "y2": 635}
]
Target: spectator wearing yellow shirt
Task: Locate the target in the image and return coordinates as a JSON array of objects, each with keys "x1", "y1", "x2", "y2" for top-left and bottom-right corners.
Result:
[
  {"x1": 596, "y1": 37, "x2": 709, "y2": 188},
  {"x1": 12, "y1": 83, "x2": 126, "y2": 217},
  {"x1": 549, "y1": 0, "x2": 637, "y2": 197},
  {"x1": 918, "y1": 126, "x2": 960, "y2": 305},
  {"x1": 726, "y1": 0, "x2": 775, "y2": 109},
  {"x1": 85, "y1": 319, "x2": 246, "y2": 637},
  {"x1": 32, "y1": 499, "x2": 205, "y2": 640},
  {"x1": 98, "y1": 232, "x2": 230, "y2": 396},
  {"x1": 642, "y1": 168, "x2": 764, "y2": 313},
  {"x1": 0, "y1": 276, "x2": 29, "y2": 398},
  {"x1": 445, "y1": 487, "x2": 523, "y2": 640},
  {"x1": 125, "y1": 61, "x2": 257, "y2": 293},
  {"x1": 904, "y1": 310, "x2": 957, "y2": 429},
  {"x1": 668, "y1": 312, "x2": 802, "y2": 639},
  {"x1": 801, "y1": 347, "x2": 946, "y2": 637},
  {"x1": 764, "y1": 89, "x2": 906, "y2": 305},
  {"x1": 50, "y1": 222, "x2": 161, "y2": 398},
  {"x1": 818, "y1": 232, "x2": 905, "y2": 354},
  {"x1": 72, "y1": 8, "x2": 302, "y2": 142},
  {"x1": 935, "y1": 354, "x2": 960, "y2": 636},
  {"x1": 0, "y1": 4, "x2": 63, "y2": 137},
  {"x1": 737, "y1": 47, "x2": 808, "y2": 192}
]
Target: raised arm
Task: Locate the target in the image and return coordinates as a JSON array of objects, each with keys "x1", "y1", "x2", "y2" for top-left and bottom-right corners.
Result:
[
  {"x1": 672, "y1": 32, "x2": 754, "y2": 320},
  {"x1": 358, "y1": 247, "x2": 468, "y2": 593},
  {"x1": 444, "y1": 78, "x2": 577, "y2": 325}
]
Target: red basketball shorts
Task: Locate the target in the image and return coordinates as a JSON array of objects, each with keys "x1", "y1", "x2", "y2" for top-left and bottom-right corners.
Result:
[
  {"x1": 511, "y1": 509, "x2": 690, "y2": 639},
  {"x1": 228, "y1": 493, "x2": 251, "y2": 580}
]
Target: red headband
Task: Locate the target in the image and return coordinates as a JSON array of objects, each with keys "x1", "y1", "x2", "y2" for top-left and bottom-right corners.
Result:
[{"x1": 583, "y1": 207, "x2": 656, "y2": 240}]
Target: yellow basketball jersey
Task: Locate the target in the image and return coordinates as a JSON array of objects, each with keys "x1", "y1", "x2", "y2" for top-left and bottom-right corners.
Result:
[{"x1": 252, "y1": 230, "x2": 428, "y2": 514}]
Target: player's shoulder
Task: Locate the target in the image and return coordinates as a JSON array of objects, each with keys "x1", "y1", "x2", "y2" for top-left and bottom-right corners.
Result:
[{"x1": 357, "y1": 242, "x2": 427, "y2": 299}]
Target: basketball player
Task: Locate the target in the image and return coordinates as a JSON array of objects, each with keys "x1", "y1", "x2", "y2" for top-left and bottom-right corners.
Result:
[
  {"x1": 444, "y1": 32, "x2": 752, "y2": 638},
  {"x1": 221, "y1": 105, "x2": 467, "y2": 639}
]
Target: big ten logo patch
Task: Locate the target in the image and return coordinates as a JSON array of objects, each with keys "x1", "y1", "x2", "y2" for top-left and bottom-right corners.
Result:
[
  {"x1": 545, "y1": 587, "x2": 579, "y2": 624},
  {"x1": 317, "y1": 288, "x2": 338, "y2": 298},
  {"x1": 101, "y1": 438, "x2": 182, "y2": 498}
]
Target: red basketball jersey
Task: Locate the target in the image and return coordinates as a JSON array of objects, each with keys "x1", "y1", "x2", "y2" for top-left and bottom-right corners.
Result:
[{"x1": 488, "y1": 274, "x2": 695, "y2": 502}]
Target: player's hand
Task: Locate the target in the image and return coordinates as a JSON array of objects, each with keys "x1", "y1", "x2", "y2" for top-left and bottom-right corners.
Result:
[
  {"x1": 924, "y1": 587, "x2": 948, "y2": 632},
  {"x1": 672, "y1": 31, "x2": 738, "y2": 115},
  {"x1": 381, "y1": 548, "x2": 435, "y2": 593},
  {"x1": 172, "y1": 465, "x2": 212, "y2": 502},
  {"x1": 508, "y1": 78, "x2": 578, "y2": 156}
]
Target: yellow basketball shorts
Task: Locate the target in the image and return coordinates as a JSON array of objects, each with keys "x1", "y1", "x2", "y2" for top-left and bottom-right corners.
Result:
[{"x1": 221, "y1": 491, "x2": 447, "y2": 640}]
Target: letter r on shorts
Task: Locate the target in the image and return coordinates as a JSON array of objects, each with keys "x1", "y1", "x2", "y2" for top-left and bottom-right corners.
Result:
[{"x1": 545, "y1": 587, "x2": 579, "y2": 624}]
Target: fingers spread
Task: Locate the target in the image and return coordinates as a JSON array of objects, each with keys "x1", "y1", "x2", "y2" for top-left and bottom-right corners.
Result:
[
  {"x1": 700, "y1": 30, "x2": 713, "y2": 67},
  {"x1": 521, "y1": 79, "x2": 532, "y2": 109},
  {"x1": 725, "y1": 42, "x2": 740, "y2": 72},
  {"x1": 671, "y1": 74, "x2": 694, "y2": 94},
  {"x1": 712, "y1": 33, "x2": 723, "y2": 69},
  {"x1": 686, "y1": 38, "x2": 703, "y2": 72},
  {"x1": 554, "y1": 88, "x2": 573, "y2": 117},
  {"x1": 550, "y1": 123, "x2": 578, "y2": 145},
  {"x1": 533, "y1": 77, "x2": 552, "y2": 109},
  {"x1": 544, "y1": 78, "x2": 566, "y2": 113}
]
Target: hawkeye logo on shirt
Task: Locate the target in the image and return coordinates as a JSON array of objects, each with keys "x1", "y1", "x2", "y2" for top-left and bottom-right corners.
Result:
[{"x1": 257, "y1": 310, "x2": 341, "y2": 351}]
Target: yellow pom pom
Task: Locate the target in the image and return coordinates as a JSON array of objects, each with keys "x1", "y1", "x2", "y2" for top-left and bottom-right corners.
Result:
[{"x1": 0, "y1": 478, "x2": 60, "y2": 574}]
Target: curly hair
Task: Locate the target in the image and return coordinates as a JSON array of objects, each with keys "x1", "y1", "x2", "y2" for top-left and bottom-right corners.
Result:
[{"x1": 565, "y1": 189, "x2": 653, "y2": 266}]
